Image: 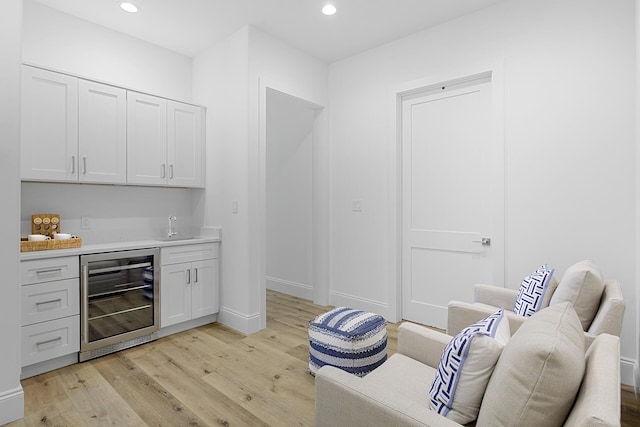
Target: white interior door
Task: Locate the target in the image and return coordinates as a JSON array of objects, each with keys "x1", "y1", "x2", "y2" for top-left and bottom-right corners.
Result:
[{"x1": 401, "y1": 76, "x2": 503, "y2": 329}]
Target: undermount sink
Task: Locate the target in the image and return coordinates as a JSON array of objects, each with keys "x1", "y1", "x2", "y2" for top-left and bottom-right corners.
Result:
[{"x1": 155, "y1": 236, "x2": 202, "y2": 242}]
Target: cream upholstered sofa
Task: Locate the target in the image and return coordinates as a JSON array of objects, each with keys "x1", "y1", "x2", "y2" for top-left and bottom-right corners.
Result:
[
  {"x1": 315, "y1": 303, "x2": 621, "y2": 427},
  {"x1": 448, "y1": 261, "x2": 625, "y2": 348}
]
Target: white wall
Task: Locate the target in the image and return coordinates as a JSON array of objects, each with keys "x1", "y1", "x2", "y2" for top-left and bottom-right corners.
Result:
[
  {"x1": 193, "y1": 25, "x2": 328, "y2": 333},
  {"x1": 21, "y1": 183, "x2": 199, "y2": 243},
  {"x1": 249, "y1": 28, "x2": 330, "y2": 328},
  {"x1": 328, "y1": 0, "x2": 637, "y2": 383},
  {"x1": 636, "y1": 0, "x2": 640, "y2": 391},
  {"x1": 193, "y1": 27, "x2": 252, "y2": 332},
  {"x1": 0, "y1": 0, "x2": 24, "y2": 423},
  {"x1": 22, "y1": 0, "x2": 192, "y2": 102},
  {"x1": 266, "y1": 88, "x2": 316, "y2": 299}
]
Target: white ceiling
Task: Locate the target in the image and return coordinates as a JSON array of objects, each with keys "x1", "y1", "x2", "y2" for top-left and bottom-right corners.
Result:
[{"x1": 33, "y1": 0, "x2": 509, "y2": 63}]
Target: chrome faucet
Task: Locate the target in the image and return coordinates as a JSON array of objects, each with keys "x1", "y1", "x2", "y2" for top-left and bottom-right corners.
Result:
[{"x1": 167, "y1": 216, "x2": 177, "y2": 238}]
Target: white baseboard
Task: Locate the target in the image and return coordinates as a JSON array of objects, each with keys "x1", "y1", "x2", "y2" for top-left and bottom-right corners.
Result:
[
  {"x1": 21, "y1": 353, "x2": 78, "y2": 380},
  {"x1": 158, "y1": 314, "x2": 217, "y2": 338},
  {"x1": 266, "y1": 276, "x2": 312, "y2": 300},
  {"x1": 218, "y1": 306, "x2": 262, "y2": 335},
  {"x1": 635, "y1": 361, "x2": 640, "y2": 396},
  {"x1": 329, "y1": 290, "x2": 391, "y2": 319},
  {"x1": 0, "y1": 386, "x2": 24, "y2": 425},
  {"x1": 619, "y1": 357, "x2": 638, "y2": 387}
]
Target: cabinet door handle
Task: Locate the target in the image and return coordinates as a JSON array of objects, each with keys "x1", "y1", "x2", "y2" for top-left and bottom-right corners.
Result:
[
  {"x1": 81, "y1": 264, "x2": 89, "y2": 346},
  {"x1": 194, "y1": 268, "x2": 198, "y2": 284},
  {"x1": 82, "y1": 156, "x2": 87, "y2": 174},
  {"x1": 36, "y1": 298, "x2": 62, "y2": 306},
  {"x1": 186, "y1": 268, "x2": 191, "y2": 284},
  {"x1": 161, "y1": 164, "x2": 166, "y2": 179},
  {"x1": 169, "y1": 164, "x2": 174, "y2": 179},
  {"x1": 36, "y1": 336, "x2": 62, "y2": 347},
  {"x1": 71, "y1": 156, "x2": 76, "y2": 174}
]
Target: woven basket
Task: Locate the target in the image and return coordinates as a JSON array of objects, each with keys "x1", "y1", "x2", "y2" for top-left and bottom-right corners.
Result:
[{"x1": 20, "y1": 236, "x2": 82, "y2": 252}]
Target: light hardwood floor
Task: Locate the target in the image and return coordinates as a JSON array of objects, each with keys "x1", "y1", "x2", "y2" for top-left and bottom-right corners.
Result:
[{"x1": 7, "y1": 290, "x2": 639, "y2": 426}]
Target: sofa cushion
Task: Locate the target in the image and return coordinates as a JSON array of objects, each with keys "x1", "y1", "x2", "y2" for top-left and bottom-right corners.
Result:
[
  {"x1": 364, "y1": 353, "x2": 438, "y2": 411},
  {"x1": 477, "y1": 302, "x2": 585, "y2": 427},
  {"x1": 514, "y1": 264, "x2": 555, "y2": 316},
  {"x1": 429, "y1": 308, "x2": 510, "y2": 424},
  {"x1": 550, "y1": 260, "x2": 605, "y2": 330}
]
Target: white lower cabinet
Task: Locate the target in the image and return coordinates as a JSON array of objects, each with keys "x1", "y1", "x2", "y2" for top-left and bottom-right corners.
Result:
[
  {"x1": 21, "y1": 316, "x2": 80, "y2": 367},
  {"x1": 160, "y1": 243, "x2": 219, "y2": 328},
  {"x1": 20, "y1": 256, "x2": 80, "y2": 369}
]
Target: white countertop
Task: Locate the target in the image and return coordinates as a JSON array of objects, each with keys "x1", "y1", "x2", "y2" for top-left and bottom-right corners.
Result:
[{"x1": 20, "y1": 236, "x2": 221, "y2": 261}]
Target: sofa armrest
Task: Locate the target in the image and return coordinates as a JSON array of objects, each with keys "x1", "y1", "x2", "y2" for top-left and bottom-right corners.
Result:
[
  {"x1": 474, "y1": 284, "x2": 519, "y2": 308},
  {"x1": 447, "y1": 301, "x2": 528, "y2": 336},
  {"x1": 587, "y1": 279, "x2": 625, "y2": 338},
  {"x1": 315, "y1": 365, "x2": 462, "y2": 427},
  {"x1": 563, "y1": 334, "x2": 620, "y2": 427},
  {"x1": 398, "y1": 322, "x2": 451, "y2": 367}
]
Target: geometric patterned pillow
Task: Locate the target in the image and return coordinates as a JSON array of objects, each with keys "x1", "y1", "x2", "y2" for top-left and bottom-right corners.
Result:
[
  {"x1": 429, "y1": 308, "x2": 510, "y2": 424},
  {"x1": 513, "y1": 264, "x2": 555, "y2": 317}
]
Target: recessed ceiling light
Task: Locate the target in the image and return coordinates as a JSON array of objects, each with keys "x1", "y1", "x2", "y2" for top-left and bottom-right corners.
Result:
[
  {"x1": 120, "y1": 2, "x2": 138, "y2": 13},
  {"x1": 322, "y1": 4, "x2": 337, "y2": 16}
]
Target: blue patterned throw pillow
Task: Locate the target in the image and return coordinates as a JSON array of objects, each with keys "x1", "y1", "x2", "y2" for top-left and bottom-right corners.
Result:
[
  {"x1": 513, "y1": 264, "x2": 555, "y2": 317},
  {"x1": 429, "y1": 308, "x2": 510, "y2": 424}
]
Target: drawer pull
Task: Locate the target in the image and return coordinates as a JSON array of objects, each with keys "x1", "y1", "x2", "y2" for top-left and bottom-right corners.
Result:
[
  {"x1": 36, "y1": 298, "x2": 62, "y2": 306},
  {"x1": 35, "y1": 268, "x2": 64, "y2": 276},
  {"x1": 36, "y1": 336, "x2": 63, "y2": 346}
]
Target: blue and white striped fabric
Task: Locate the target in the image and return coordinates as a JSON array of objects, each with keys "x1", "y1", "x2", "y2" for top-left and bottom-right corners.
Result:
[
  {"x1": 308, "y1": 307, "x2": 387, "y2": 377},
  {"x1": 514, "y1": 264, "x2": 555, "y2": 316}
]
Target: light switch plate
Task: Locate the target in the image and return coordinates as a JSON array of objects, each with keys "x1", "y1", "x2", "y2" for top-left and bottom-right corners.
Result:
[{"x1": 81, "y1": 216, "x2": 91, "y2": 230}]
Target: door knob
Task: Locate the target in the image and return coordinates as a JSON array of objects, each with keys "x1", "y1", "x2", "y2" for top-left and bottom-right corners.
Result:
[{"x1": 473, "y1": 237, "x2": 491, "y2": 246}]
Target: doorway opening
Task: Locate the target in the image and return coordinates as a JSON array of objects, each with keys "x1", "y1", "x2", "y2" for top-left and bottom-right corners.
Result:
[
  {"x1": 266, "y1": 89, "x2": 316, "y2": 299},
  {"x1": 259, "y1": 84, "x2": 329, "y2": 329}
]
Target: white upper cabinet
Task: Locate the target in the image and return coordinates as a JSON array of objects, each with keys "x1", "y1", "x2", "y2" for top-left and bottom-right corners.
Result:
[
  {"x1": 128, "y1": 94, "x2": 205, "y2": 188},
  {"x1": 167, "y1": 101, "x2": 205, "y2": 188},
  {"x1": 21, "y1": 66, "x2": 205, "y2": 188},
  {"x1": 21, "y1": 66, "x2": 78, "y2": 181},
  {"x1": 78, "y1": 80, "x2": 127, "y2": 184},
  {"x1": 126, "y1": 91, "x2": 168, "y2": 186}
]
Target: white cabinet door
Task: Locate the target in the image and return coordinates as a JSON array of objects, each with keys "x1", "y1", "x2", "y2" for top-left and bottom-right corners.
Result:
[
  {"x1": 127, "y1": 91, "x2": 167, "y2": 185},
  {"x1": 160, "y1": 263, "x2": 191, "y2": 327},
  {"x1": 167, "y1": 101, "x2": 205, "y2": 188},
  {"x1": 191, "y1": 259, "x2": 218, "y2": 319},
  {"x1": 78, "y1": 80, "x2": 127, "y2": 184},
  {"x1": 21, "y1": 66, "x2": 78, "y2": 181}
]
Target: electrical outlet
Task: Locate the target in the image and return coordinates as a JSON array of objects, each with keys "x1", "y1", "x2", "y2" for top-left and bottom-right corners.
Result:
[
  {"x1": 352, "y1": 199, "x2": 362, "y2": 212},
  {"x1": 81, "y1": 216, "x2": 91, "y2": 230}
]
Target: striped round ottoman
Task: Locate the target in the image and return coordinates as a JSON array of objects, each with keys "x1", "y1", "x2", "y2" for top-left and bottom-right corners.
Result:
[{"x1": 308, "y1": 307, "x2": 387, "y2": 377}]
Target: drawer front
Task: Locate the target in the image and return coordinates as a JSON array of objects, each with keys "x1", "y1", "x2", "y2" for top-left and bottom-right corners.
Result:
[
  {"x1": 161, "y1": 243, "x2": 218, "y2": 265},
  {"x1": 21, "y1": 256, "x2": 79, "y2": 285},
  {"x1": 21, "y1": 316, "x2": 80, "y2": 367},
  {"x1": 21, "y1": 278, "x2": 80, "y2": 326}
]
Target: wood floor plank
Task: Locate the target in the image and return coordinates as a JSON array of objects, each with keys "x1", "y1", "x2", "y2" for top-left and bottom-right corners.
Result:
[
  {"x1": 200, "y1": 358, "x2": 314, "y2": 426},
  {"x1": 91, "y1": 352, "x2": 209, "y2": 427},
  {"x1": 132, "y1": 347, "x2": 269, "y2": 427},
  {"x1": 20, "y1": 370, "x2": 82, "y2": 425},
  {"x1": 7, "y1": 290, "x2": 639, "y2": 426},
  {"x1": 57, "y1": 361, "x2": 147, "y2": 426}
]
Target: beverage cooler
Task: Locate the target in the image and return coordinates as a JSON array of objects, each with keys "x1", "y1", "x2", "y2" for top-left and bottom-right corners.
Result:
[{"x1": 80, "y1": 248, "x2": 159, "y2": 361}]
